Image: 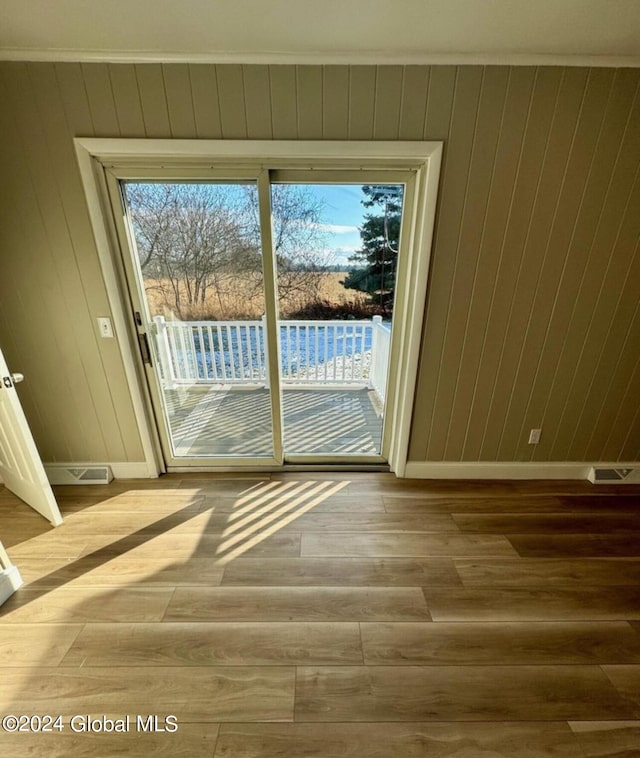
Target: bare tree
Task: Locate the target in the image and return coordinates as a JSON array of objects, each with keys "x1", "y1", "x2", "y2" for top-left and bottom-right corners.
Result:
[
  {"x1": 125, "y1": 183, "x2": 260, "y2": 318},
  {"x1": 243, "y1": 183, "x2": 331, "y2": 309},
  {"x1": 274, "y1": 185, "x2": 330, "y2": 306},
  {"x1": 125, "y1": 182, "x2": 330, "y2": 319}
]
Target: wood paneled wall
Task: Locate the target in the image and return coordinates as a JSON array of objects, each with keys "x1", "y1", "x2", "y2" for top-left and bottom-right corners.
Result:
[{"x1": 0, "y1": 62, "x2": 638, "y2": 465}]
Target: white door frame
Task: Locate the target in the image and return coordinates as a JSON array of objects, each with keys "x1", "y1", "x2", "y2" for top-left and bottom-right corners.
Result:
[{"x1": 74, "y1": 140, "x2": 442, "y2": 477}]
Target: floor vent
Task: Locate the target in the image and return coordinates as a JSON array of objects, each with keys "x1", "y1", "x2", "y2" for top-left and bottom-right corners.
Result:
[
  {"x1": 44, "y1": 465, "x2": 113, "y2": 485},
  {"x1": 588, "y1": 467, "x2": 638, "y2": 484}
]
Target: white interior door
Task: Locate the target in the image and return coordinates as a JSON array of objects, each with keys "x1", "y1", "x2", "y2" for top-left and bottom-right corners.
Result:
[
  {"x1": 0, "y1": 540, "x2": 23, "y2": 606},
  {"x1": 0, "y1": 348, "x2": 63, "y2": 526}
]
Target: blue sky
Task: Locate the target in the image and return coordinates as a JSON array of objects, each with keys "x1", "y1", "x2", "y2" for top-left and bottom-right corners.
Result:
[{"x1": 296, "y1": 184, "x2": 367, "y2": 266}]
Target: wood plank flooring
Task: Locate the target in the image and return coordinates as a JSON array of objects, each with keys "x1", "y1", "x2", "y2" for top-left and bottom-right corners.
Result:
[{"x1": 1, "y1": 473, "x2": 640, "y2": 757}]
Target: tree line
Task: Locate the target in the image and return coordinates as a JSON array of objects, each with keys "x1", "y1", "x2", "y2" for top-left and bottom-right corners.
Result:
[{"x1": 125, "y1": 181, "x2": 403, "y2": 320}]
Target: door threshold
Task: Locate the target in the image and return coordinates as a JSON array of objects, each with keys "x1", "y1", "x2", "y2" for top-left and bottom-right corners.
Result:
[
  {"x1": 165, "y1": 461, "x2": 390, "y2": 474},
  {"x1": 283, "y1": 462, "x2": 390, "y2": 472}
]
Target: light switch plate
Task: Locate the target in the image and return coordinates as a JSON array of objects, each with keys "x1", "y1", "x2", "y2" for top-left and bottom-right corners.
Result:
[{"x1": 97, "y1": 317, "x2": 114, "y2": 338}]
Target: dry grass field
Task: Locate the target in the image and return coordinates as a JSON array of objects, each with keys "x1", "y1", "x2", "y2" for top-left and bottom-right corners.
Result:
[{"x1": 144, "y1": 273, "x2": 366, "y2": 320}]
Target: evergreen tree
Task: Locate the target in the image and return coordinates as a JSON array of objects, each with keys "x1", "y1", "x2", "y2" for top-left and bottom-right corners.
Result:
[{"x1": 342, "y1": 185, "x2": 403, "y2": 315}]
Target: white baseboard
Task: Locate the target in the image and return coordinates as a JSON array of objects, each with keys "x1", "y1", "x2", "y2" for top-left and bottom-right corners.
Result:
[
  {"x1": 404, "y1": 461, "x2": 639, "y2": 481},
  {"x1": 109, "y1": 462, "x2": 158, "y2": 479},
  {"x1": 44, "y1": 461, "x2": 157, "y2": 481},
  {"x1": 35, "y1": 460, "x2": 639, "y2": 482}
]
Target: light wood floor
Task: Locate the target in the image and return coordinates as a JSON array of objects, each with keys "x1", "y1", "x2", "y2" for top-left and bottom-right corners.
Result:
[{"x1": 1, "y1": 473, "x2": 640, "y2": 757}]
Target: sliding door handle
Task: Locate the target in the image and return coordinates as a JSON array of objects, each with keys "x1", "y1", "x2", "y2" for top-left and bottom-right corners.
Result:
[{"x1": 138, "y1": 333, "x2": 152, "y2": 366}]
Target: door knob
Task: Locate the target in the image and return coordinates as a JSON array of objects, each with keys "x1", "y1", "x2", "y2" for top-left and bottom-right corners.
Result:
[{"x1": 11, "y1": 373, "x2": 24, "y2": 384}]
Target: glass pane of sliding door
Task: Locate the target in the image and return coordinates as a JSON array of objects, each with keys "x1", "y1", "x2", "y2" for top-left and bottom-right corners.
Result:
[
  {"x1": 271, "y1": 182, "x2": 404, "y2": 457},
  {"x1": 121, "y1": 181, "x2": 277, "y2": 460}
]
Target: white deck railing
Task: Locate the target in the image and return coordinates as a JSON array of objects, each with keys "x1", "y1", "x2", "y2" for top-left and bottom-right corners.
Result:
[
  {"x1": 152, "y1": 315, "x2": 391, "y2": 401},
  {"x1": 369, "y1": 316, "x2": 391, "y2": 402}
]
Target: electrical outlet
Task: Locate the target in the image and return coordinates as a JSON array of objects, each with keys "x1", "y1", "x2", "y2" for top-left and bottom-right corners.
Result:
[
  {"x1": 97, "y1": 317, "x2": 114, "y2": 338},
  {"x1": 528, "y1": 428, "x2": 542, "y2": 445}
]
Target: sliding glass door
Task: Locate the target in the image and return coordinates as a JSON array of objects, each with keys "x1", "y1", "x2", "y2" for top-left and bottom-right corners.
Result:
[
  {"x1": 271, "y1": 179, "x2": 405, "y2": 459},
  {"x1": 109, "y1": 168, "x2": 411, "y2": 468},
  {"x1": 121, "y1": 179, "x2": 279, "y2": 460}
]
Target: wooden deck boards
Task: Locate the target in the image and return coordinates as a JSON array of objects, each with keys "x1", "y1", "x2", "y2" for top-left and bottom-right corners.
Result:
[
  {"x1": 1, "y1": 473, "x2": 640, "y2": 756},
  {"x1": 164, "y1": 386, "x2": 383, "y2": 456}
]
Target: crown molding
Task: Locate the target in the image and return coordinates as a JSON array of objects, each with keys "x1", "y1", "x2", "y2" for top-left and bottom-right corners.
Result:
[{"x1": 1, "y1": 48, "x2": 639, "y2": 68}]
